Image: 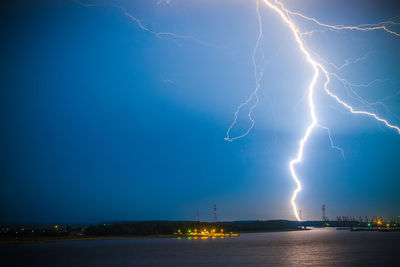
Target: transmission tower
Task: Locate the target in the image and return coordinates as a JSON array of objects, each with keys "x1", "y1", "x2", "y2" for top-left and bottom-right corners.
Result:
[
  {"x1": 213, "y1": 204, "x2": 217, "y2": 221},
  {"x1": 322, "y1": 204, "x2": 327, "y2": 222}
]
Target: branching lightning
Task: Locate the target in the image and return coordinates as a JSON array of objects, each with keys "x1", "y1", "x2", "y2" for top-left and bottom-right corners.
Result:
[
  {"x1": 320, "y1": 52, "x2": 372, "y2": 71},
  {"x1": 274, "y1": 0, "x2": 400, "y2": 37},
  {"x1": 76, "y1": 0, "x2": 229, "y2": 50},
  {"x1": 259, "y1": 0, "x2": 400, "y2": 221},
  {"x1": 317, "y1": 124, "x2": 345, "y2": 159},
  {"x1": 225, "y1": 0, "x2": 265, "y2": 142},
  {"x1": 322, "y1": 72, "x2": 400, "y2": 134},
  {"x1": 78, "y1": 0, "x2": 400, "y2": 221}
]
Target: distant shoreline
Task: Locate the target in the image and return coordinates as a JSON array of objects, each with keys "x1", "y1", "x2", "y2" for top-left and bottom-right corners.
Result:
[
  {"x1": 0, "y1": 229, "x2": 302, "y2": 244},
  {"x1": 0, "y1": 235, "x2": 176, "y2": 244}
]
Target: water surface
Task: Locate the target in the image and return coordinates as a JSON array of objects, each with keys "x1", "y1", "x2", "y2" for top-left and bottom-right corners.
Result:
[{"x1": 2, "y1": 228, "x2": 400, "y2": 266}]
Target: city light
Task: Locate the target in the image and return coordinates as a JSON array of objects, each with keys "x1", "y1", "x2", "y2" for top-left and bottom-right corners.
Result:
[{"x1": 174, "y1": 228, "x2": 239, "y2": 238}]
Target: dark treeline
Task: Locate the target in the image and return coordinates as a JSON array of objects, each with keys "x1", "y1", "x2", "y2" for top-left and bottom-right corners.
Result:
[
  {"x1": 224, "y1": 220, "x2": 298, "y2": 232},
  {"x1": 5, "y1": 218, "x2": 395, "y2": 239},
  {"x1": 1, "y1": 220, "x2": 299, "y2": 239},
  {"x1": 0, "y1": 225, "x2": 79, "y2": 238},
  {"x1": 303, "y1": 216, "x2": 399, "y2": 228},
  {"x1": 84, "y1": 220, "x2": 299, "y2": 236},
  {"x1": 86, "y1": 221, "x2": 223, "y2": 236}
]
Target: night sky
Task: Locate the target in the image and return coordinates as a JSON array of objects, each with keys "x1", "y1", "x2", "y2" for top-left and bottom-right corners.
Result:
[{"x1": 1, "y1": 0, "x2": 400, "y2": 224}]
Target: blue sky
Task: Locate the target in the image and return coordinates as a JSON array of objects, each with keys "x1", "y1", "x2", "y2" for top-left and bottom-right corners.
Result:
[{"x1": 1, "y1": 0, "x2": 400, "y2": 224}]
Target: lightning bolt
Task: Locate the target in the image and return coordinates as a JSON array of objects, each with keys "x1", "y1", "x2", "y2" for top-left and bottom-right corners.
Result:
[
  {"x1": 75, "y1": 0, "x2": 229, "y2": 50},
  {"x1": 260, "y1": 0, "x2": 400, "y2": 221},
  {"x1": 318, "y1": 124, "x2": 345, "y2": 159},
  {"x1": 225, "y1": 0, "x2": 265, "y2": 142},
  {"x1": 78, "y1": 0, "x2": 400, "y2": 222},
  {"x1": 225, "y1": 0, "x2": 280, "y2": 144},
  {"x1": 315, "y1": 52, "x2": 372, "y2": 71},
  {"x1": 273, "y1": 0, "x2": 400, "y2": 37}
]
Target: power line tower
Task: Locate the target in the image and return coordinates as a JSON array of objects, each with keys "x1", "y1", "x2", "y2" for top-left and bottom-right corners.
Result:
[
  {"x1": 213, "y1": 204, "x2": 217, "y2": 221},
  {"x1": 195, "y1": 209, "x2": 199, "y2": 221},
  {"x1": 322, "y1": 204, "x2": 327, "y2": 222}
]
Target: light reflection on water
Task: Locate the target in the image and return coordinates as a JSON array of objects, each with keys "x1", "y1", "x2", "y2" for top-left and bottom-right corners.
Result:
[
  {"x1": 2, "y1": 228, "x2": 400, "y2": 266},
  {"x1": 179, "y1": 236, "x2": 227, "y2": 240}
]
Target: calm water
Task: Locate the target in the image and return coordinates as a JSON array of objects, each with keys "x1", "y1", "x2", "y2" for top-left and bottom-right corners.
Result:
[{"x1": 2, "y1": 228, "x2": 400, "y2": 266}]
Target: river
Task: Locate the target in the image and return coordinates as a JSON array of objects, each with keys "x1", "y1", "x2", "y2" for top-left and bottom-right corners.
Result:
[{"x1": 2, "y1": 228, "x2": 399, "y2": 266}]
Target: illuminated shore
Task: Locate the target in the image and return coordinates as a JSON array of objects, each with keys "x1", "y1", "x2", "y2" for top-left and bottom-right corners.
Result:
[{"x1": 174, "y1": 228, "x2": 239, "y2": 238}]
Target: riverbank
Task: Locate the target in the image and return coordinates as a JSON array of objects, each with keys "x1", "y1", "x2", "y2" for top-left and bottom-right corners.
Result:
[
  {"x1": 0, "y1": 234, "x2": 178, "y2": 244},
  {"x1": 0, "y1": 220, "x2": 302, "y2": 244},
  {"x1": 0, "y1": 228, "x2": 304, "y2": 244}
]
